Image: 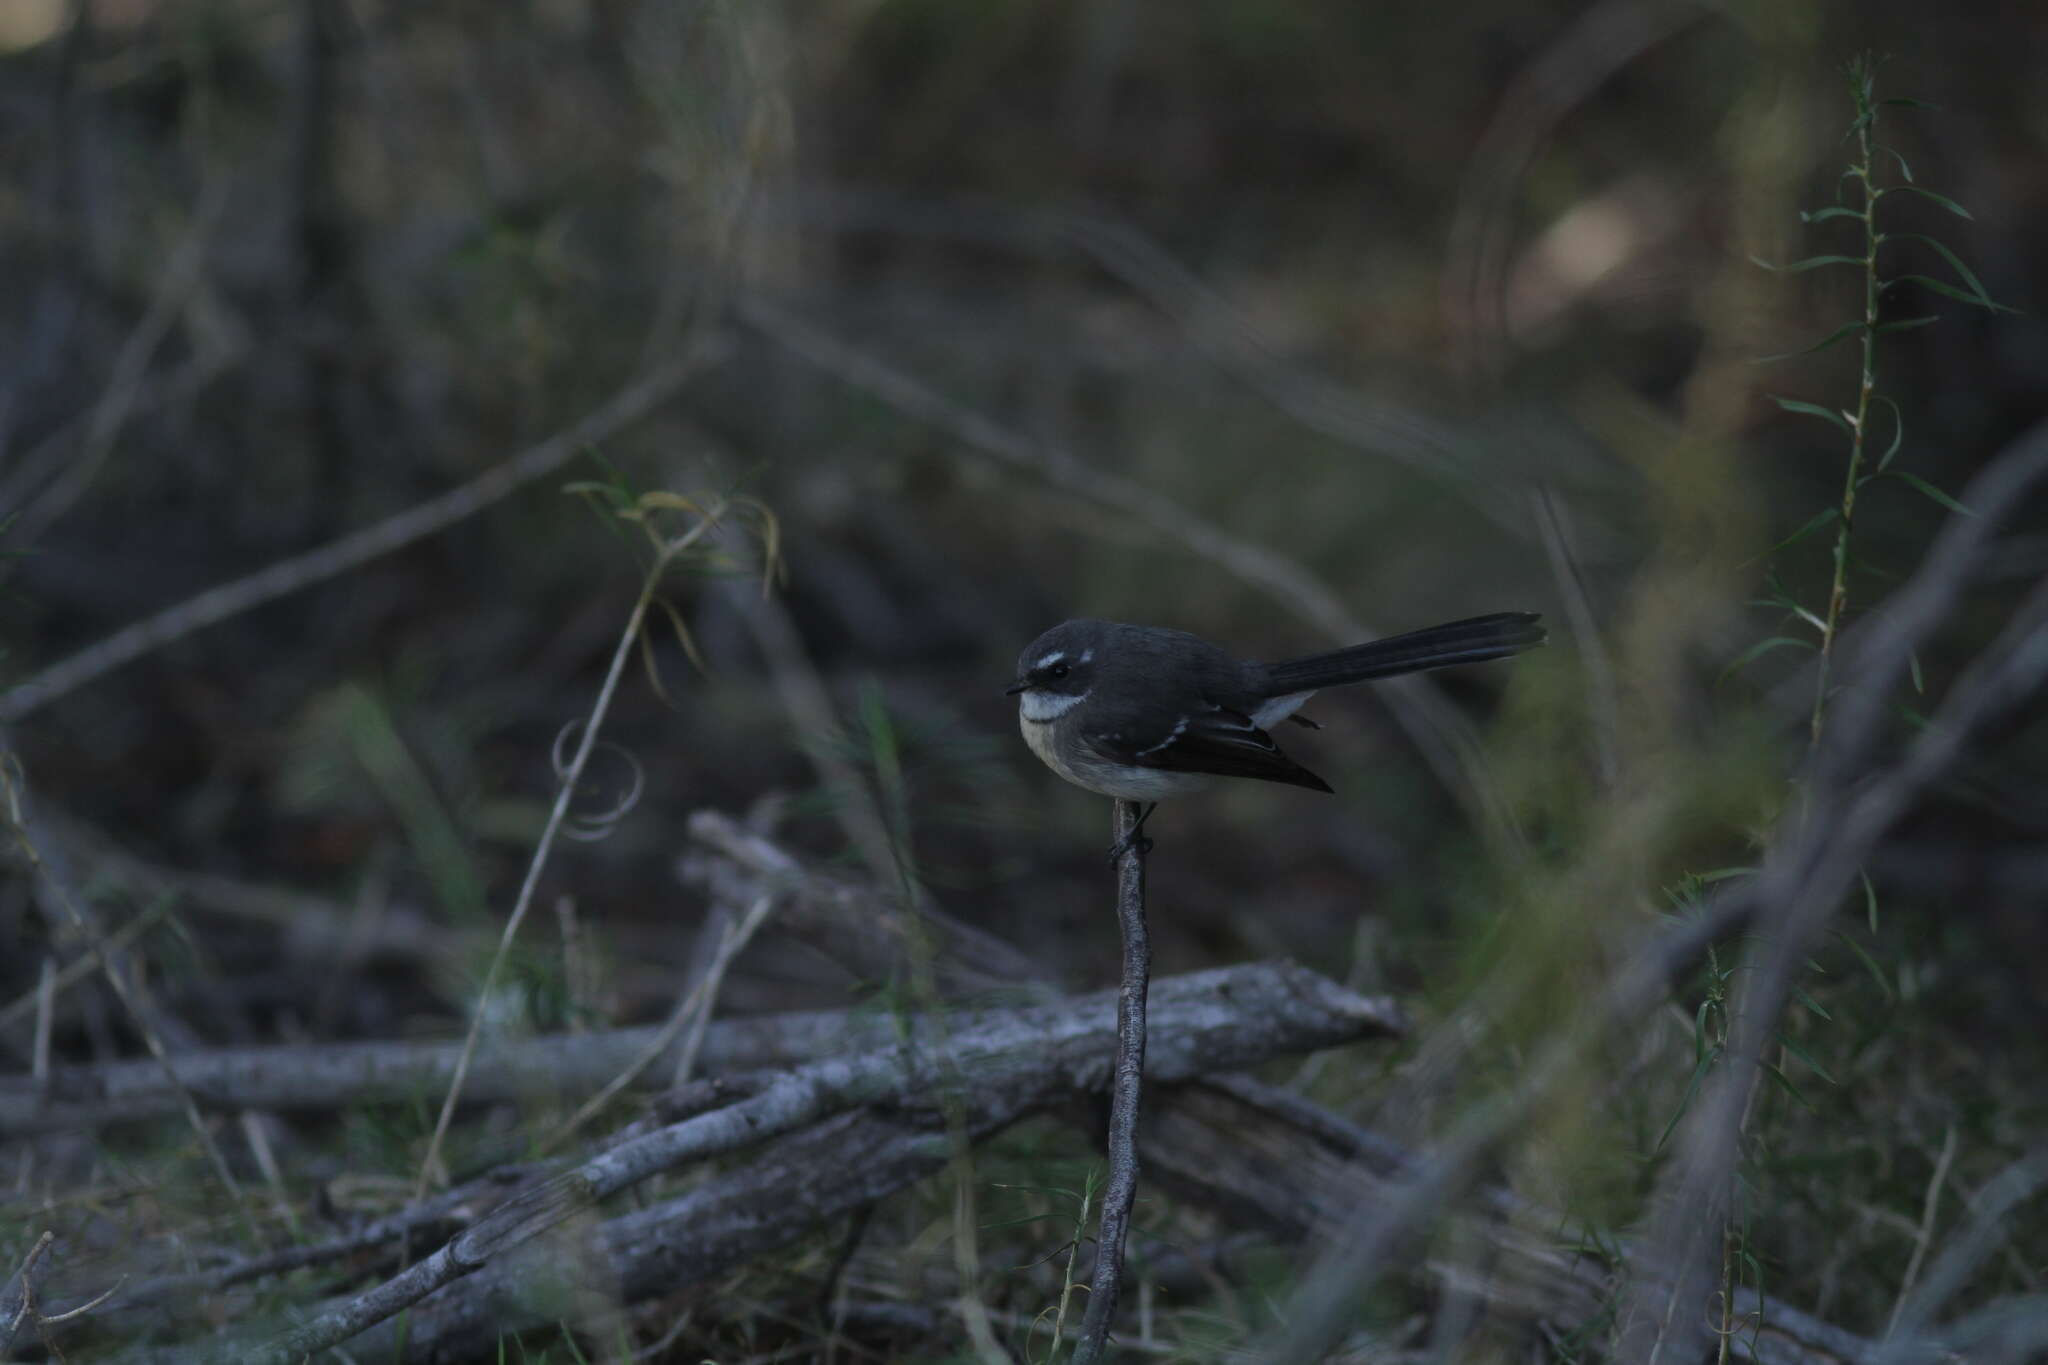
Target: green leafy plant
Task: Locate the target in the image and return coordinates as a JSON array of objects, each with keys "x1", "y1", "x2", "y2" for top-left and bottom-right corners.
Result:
[
  {"x1": 1673, "y1": 54, "x2": 2015, "y2": 1361},
  {"x1": 1750, "y1": 53, "x2": 2014, "y2": 747}
]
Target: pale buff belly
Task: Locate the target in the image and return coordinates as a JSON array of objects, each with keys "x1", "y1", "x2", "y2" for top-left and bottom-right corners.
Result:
[{"x1": 1019, "y1": 711, "x2": 1212, "y2": 801}]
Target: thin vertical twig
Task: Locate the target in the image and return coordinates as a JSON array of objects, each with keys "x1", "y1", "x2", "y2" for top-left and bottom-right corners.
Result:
[
  {"x1": 412, "y1": 507, "x2": 723, "y2": 1199},
  {"x1": 1886, "y1": 1123, "x2": 1959, "y2": 1339},
  {"x1": 1810, "y1": 63, "x2": 1883, "y2": 750},
  {"x1": 1073, "y1": 798, "x2": 1151, "y2": 1365}
]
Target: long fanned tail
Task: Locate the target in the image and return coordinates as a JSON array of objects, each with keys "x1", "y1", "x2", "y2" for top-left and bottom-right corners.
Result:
[{"x1": 1258, "y1": 612, "x2": 1545, "y2": 694}]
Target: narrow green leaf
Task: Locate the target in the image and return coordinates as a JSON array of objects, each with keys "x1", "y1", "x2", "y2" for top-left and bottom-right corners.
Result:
[
  {"x1": 560, "y1": 479, "x2": 631, "y2": 509},
  {"x1": 1873, "y1": 395, "x2": 1906, "y2": 471},
  {"x1": 1758, "y1": 322, "x2": 1869, "y2": 364},
  {"x1": 1861, "y1": 867, "x2": 1880, "y2": 933},
  {"x1": 1776, "y1": 1033, "x2": 1840, "y2": 1086},
  {"x1": 1875, "y1": 142, "x2": 1915, "y2": 183},
  {"x1": 654, "y1": 594, "x2": 710, "y2": 673},
  {"x1": 1792, "y1": 986, "x2": 1834, "y2": 1022},
  {"x1": 1762, "y1": 1059, "x2": 1814, "y2": 1110},
  {"x1": 1889, "y1": 469, "x2": 1976, "y2": 516},
  {"x1": 636, "y1": 624, "x2": 671, "y2": 707},
  {"x1": 1873, "y1": 316, "x2": 1939, "y2": 335},
  {"x1": 1833, "y1": 930, "x2": 1895, "y2": 1000},
  {"x1": 1882, "y1": 183, "x2": 1975, "y2": 219},
  {"x1": 1799, "y1": 205, "x2": 1866, "y2": 225},
  {"x1": 1769, "y1": 395, "x2": 1854, "y2": 435},
  {"x1": 1908, "y1": 649, "x2": 1925, "y2": 694},
  {"x1": 978, "y1": 1213, "x2": 1075, "y2": 1232},
  {"x1": 1772, "y1": 507, "x2": 1841, "y2": 555},
  {"x1": 988, "y1": 1182, "x2": 1083, "y2": 1199},
  {"x1": 1888, "y1": 273, "x2": 2016, "y2": 314},
  {"x1": 1695, "y1": 867, "x2": 1757, "y2": 885},
  {"x1": 1878, "y1": 97, "x2": 1939, "y2": 111},
  {"x1": 1658, "y1": 1046, "x2": 1721, "y2": 1152},
  {"x1": 1720, "y1": 636, "x2": 1813, "y2": 683},
  {"x1": 1751, "y1": 253, "x2": 1867, "y2": 274},
  {"x1": 1887, "y1": 233, "x2": 2012, "y2": 311}
]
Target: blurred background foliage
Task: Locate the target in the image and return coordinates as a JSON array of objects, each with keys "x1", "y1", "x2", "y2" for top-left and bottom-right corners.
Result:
[{"x1": 2, "y1": 0, "x2": 2045, "y2": 1358}]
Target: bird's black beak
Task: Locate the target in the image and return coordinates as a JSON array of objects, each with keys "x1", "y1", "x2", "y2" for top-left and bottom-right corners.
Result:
[{"x1": 1004, "y1": 681, "x2": 1028, "y2": 696}]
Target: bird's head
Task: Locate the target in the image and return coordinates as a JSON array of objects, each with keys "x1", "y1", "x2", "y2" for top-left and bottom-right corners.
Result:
[{"x1": 1006, "y1": 621, "x2": 1103, "y2": 719}]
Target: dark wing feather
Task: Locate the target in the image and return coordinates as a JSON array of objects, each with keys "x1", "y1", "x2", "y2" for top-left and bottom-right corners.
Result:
[{"x1": 1092, "y1": 706, "x2": 1333, "y2": 793}]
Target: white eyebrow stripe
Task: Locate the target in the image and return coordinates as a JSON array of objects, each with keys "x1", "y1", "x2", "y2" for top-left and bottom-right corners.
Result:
[
  {"x1": 1079, "y1": 649, "x2": 1094, "y2": 664},
  {"x1": 1034, "y1": 651, "x2": 1067, "y2": 670},
  {"x1": 1136, "y1": 715, "x2": 1189, "y2": 757}
]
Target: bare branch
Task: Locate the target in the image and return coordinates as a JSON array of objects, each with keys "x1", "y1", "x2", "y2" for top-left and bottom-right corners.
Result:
[
  {"x1": 0, "y1": 335, "x2": 730, "y2": 722},
  {"x1": 6, "y1": 1000, "x2": 896, "y2": 1135},
  {"x1": 205, "y1": 962, "x2": 1397, "y2": 1364},
  {"x1": 1073, "y1": 799, "x2": 1152, "y2": 1363}
]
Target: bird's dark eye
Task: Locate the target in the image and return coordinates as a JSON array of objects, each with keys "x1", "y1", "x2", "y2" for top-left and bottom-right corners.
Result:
[{"x1": 1048, "y1": 662, "x2": 1070, "y2": 680}]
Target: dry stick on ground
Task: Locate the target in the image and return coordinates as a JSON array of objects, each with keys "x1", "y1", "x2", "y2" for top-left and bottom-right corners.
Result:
[
  {"x1": 4, "y1": 997, "x2": 947, "y2": 1135},
  {"x1": 95, "y1": 1082, "x2": 767, "y2": 1323},
  {"x1": 0, "y1": 334, "x2": 729, "y2": 724},
  {"x1": 4, "y1": 811, "x2": 1046, "y2": 1133},
  {"x1": 1072, "y1": 799, "x2": 1152, "y2": 1365},
  {"x1": 222, "y1": 963, "x2": 1397, "y2": 1365},
  {"x1": 733, "y1": 295, "x2": 1516, "y2": 840},
  {"x1": 143, "y1": 1058, "x2": 1887, "y2": 1365}
]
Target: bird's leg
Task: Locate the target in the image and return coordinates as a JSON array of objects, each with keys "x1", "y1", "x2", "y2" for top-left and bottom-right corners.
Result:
[{"x1": 1106, "y1": 801, "x2": 1157, "y2": 864}]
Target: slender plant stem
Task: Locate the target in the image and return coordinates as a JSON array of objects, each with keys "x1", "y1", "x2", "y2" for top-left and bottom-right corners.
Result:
[
  {"x1": 411, "y1": 509, "x2": 721, "y2": 1200},
  {"x1": 1811, "y1": 71, "x2": 1882, "y2": 749},
  {"x1": 1073, "y1": 799, "x2": 1151, "y2": 1365}
]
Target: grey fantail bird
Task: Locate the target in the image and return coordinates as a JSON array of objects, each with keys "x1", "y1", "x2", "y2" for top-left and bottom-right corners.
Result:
[{"x1": 1007, "y1": 612, "x2": 1545, "y2": 804}]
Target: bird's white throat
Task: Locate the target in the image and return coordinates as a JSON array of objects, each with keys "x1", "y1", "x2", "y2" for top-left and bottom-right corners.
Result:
[{"x1": 1018, "y1": 688, "x2": 1088, "y2": 723}]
